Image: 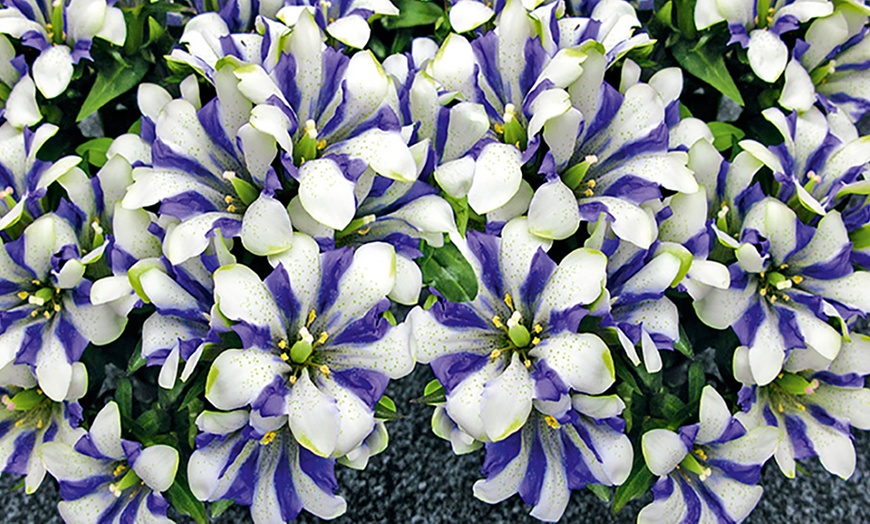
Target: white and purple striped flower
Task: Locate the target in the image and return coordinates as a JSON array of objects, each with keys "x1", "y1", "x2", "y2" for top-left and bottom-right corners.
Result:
[
  {"x1": 204, "y1": 238, "x2": 414, "y2": 460},
  {"x1": 0, "y1": 0, "x2": 126, "y2": 98},
  {"x1": 40, "y1": 402, "x2": 179, "y2": 523},
  {"x1": 638, "y1": 386, "x2": 781, "y2": 524},
  {"x1": 735, "y1": 332, "x2": 870, "y2": 479}
]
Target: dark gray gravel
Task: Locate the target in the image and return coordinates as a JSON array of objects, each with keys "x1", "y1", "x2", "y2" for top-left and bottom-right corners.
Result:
[{"x1": 3, "y1": 367, "x2": 869, "y2": 523}]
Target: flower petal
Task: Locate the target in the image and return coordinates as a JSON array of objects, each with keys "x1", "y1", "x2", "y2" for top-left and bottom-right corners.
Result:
[
  {"x1": 287, "y1": 369, "x2": 340, "y2": 457},
  {"x1": 467, "y1": 143, "x2": 523, "y2": 215},
  {"x1": 32, "y1": 46, "x2": 73, "y2": 99},
  {"x1": 480, "y1": 354, "x2": 534, "y2": 442},
  {"x1": 641, "y1": 429, "x2": 689, "y2": 476},
  {"x1": 206, "y1": 349, "x2": 289, "y2": 410},
  {"x1": 298, "y1": 158, "x2": 357, "y2": 230},
  {"x1": 530, "y1": 332, "x2": 614, "y2": 394},
  {"x1": 241, "y1": 193, "x2": 294, "y2": 256}
]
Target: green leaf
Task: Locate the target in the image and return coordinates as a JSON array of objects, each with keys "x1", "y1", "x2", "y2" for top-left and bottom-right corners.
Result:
[
  {"x1": 444, "y1": 194, "x2": 469, "y2": 237},
  {"x1": 115, "y1": 377, "x2": 133, "y2": 420},
  {"x1": 77, "y1": 57, "x2": 150, "y2": 122},
  {"x1": 688, "y1": 361, "x2": 706, "y2": 406},
  {"x1": 708, "y1": 122, "x2": 746, "y2": 152},
  {"x1": 136, "y1": 408, "x2": 170, "y2": 436},
  {"x1": 672, "y1": 38, "x2": 744, "y2": 106},
  {"x1": 673, "y1": 325, "x2": 693, "y2": 357},
  {"x1": 654, "y1": 393, "x2": 688, "y2": 422},
  {"x1": 587, "y1": 483, "x2": 611, "y2": 502},
  {"x1": 612, "y1": 459, "x2": 654, "y2": 514},
  {"x1": 127, "y1": 341, "x2": 147, "y2": 374},
  {"x1": 166, "y1": 473, "x2": 209, "y2": 524},
  {"x1": 418, "y1": 238, "x2": 478, "y2": 303},
  {"x1": 674, "y1": 0, "x2": 697, "y2": 38},
  {"x1": 415, "y1": 379, "x2": 446, "y2": 405},
  {"x1": 75, "y1": 137, "x2": 113, "y2": 168},
  {"x1": 382, "y1": 0, "x2": 444, "y2": 29},
  {"x1": 374, "y1": 395, "x2": 400, "y2": 420},
  {"x1": 210, "y1": 499, "x2": 235, "y2": 518}
]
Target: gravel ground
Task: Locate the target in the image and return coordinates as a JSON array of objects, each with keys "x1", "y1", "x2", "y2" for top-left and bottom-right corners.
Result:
[{"x1": 2, "y1": 366, "x2": 869, "y2": 523}]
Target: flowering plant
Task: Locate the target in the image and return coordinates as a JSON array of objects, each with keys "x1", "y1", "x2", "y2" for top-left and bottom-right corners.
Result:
[{"x1": 0, "y1": 0, "x2": 869, "y2": 522}]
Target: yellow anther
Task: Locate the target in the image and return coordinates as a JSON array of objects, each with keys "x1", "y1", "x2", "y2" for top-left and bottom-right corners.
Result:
[
  {"x1": 289, "y1": 375, "x2": 297, "y2": 385},
  {"x1": 492, "y1": 316, "x2": 503, "y2": 329},
  {"x1": 43, "y1": 311, "x2": 51, "y2": 319},
  {"x1": 584, "y1": 188, "x2": 594, "y2": 197},
  {"x1": 31, "y1": 280, "x2": 40, "y2": 286},
  {"x1": 586, "y1": 179, "x2": 596, "y2": 188},
  {"x1": 494, "y1": 123, "x2": 505, "y2": 134},
  {"x1": 531, "y1": 337, "x2": 540, "y2": 346},
  {"x1": 30, "y1": 311, "x2": 38, "y2": 317},
  {"x1": 695, "y1": 448, "x2": 707, "y2": 461},
  {"x1": 260, "y1": 431, "x2": 277, "y2": 445},
  {"x1": 782, "y1": 295, "x2": 790, "y2": 302},
  {"x1": 797, "y1": 403, "x2": 806, "y2": 411},
  {"x1": 227, "y1": 204, "x2": 237, "y2": 213},
  {"x1": 770, "y1": 295, "x2": 778, "y2": 303},
  {"x1": 791, "y1": 275, "x2": 803, "y2": 284},
  {"x1": 224, "y1": 195, "x2": 234, "y2": 204},
  {"x1": 533, "y1": 324, "x2": 543, "y2": 333},
  {"x1": 523, "y1": 359, "x2": 531, "y2": 368},
  {"x1": 759, "y1": 288, "x2": 767, "y2": 296},
  {"x1": 14, "y1": 419, "x2": 23, "y2": 427},
  {"x1": 277, "y1": 340, "x2": 288, "y2": 350},
  {"x1": 113, "y1": 464, "x2": 126, "y2": 476},
  {"x1": 778, "y1": 403, "x2": 784, "y2": 413},
  {"x1": 504, "y1": 293, "x2": 513, "y2": 310},
  {"x1": 319, "y1": 365, "x2": 330, "y2": 376},
  {"x1": 280, "y1": 353, "x2": 290, "y2": 362},
  {"x1": 317, "y1": 332, "x2": 329, "y2": 345},
  {"x1": 490, "y1": 349, "x2": 501, "y2": 360},
  {"x1": 357, "y1": 227, "x2": 371, "y2": 235},
  {"x1": 16, "y1": 291, "x2": 28, "y2": 300},
  {"x1": 316, "y1": 139, "x2": 327, "y2": 150},
  {"x1": 36, "y1": 420, "x2": 43, "y2": 429},
  {"x1": 36, "y1": 389, "x2": 42, "y2": 395},
  {"x1": 300, "y1": 157, "x2": 306, "y2": 164},
  {"x1": 544, "y1": 415, "x2": 561, "y2": 429},
  {"x1": 307, "y1": 309, "x2": 317, "y2": 327}
]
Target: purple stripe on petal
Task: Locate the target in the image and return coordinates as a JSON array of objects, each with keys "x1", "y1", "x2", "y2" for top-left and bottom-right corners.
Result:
[
  {"x1": 223, "y1": 446, "x2": 259, "y2": 506},
  {"x1": 470, "y1": 32, "x2": 505, "y2": 105},
  {"x1": 57, "y1": 315, "x2": 88, "y2": 363},
  {"x1": 119, "y1": 489, "x2": 143, "y2": 524},
  {"x1": 708, "y1": 459, "x2": 762, "y2": 485},
  {"x1": 813, "y1": 371, "x2": 864, "y2": 388},
  {"x1": 481, "y1": 429, "x2": 521, "y2": 478},
  {"x1": 520, "y1": 40, "x2": 547, "y2": 109},
  {"x1": 330, "y1": 300, "x2": 391, "y2": 345},
  {"x1": 5, "y1": 235, "x2": 32, "y2": 277},
  {"x1": 584, "y1": 83, "x2": 623, "y2": 143},
  {"x1": 775, "y1": 306, "x2": 805, "y2": 351},
  {"x1": 784, "y1": 414, "x2": 815, "y2": 460},
  {"x1": 518, "y1": 429, "x2": 547, "y2": 507},
  {"x1": 520, "y1": 248, "x2": 556, "y2": 316},
  {"x1": 233, "y1": 322, "x2": 273, "y2": 350},
  {"x1": 330, "y1": 368, "x2": 389, "y2": 409},
  {"x1": 693, "y1": 478, "x2": 732, "y2": 523},
  {"x1": 146, "y1": 492, "x2": 169, "y2": 517},
  {"x1": 429, "y1": 297, "x2": 489, "y2": 329},
  {"x1": 58, "y1": 475, "x2": 113, "y2": 501},
  {"x1": 4, "y1": 430, "x2": 35, "y2": 475},
  {"x1": 275, "y1": 444, "x2": 302, "y2": 521},
  {"x1": 43, "y1": 420, "x2": 58, "y2": 442},
  {"x1": 15, "y1": 322, "x2": 45, "y2": 367},
  {"x1": 151, "y1": 140, "x2": 214, "y2": 180},
  {"x1": 547, "y1": 304, "x2": 588, "y2": 335},
  {"x1": 317, "y1": 248, "x2": 354, "y2": 315},
  {"x1": 158, "y1": 191, "x2": 220, "y2": 220},
  {"x1": 601, "y1": 174, "x2": 662, "y2": 205},
  {"x1": 74, "y1": 434, "x2": 114, "y2": 460},
  {"x1": 571, "y1": 420, "x2": 603, "y2": 463},
  {"x1": 679, "y1": 424, "x2": 699, "y2": 450},
  {"x1": 677, "y1": 475, "x2": 702, "y2": 524},
  {"x1": 531, "y1": 359, "x2": 568, "y2": 402},
  {"x1": 560, "y1": 430, "x2": 595, "y2": 489},
  {"x1": 430, "y1": 352, "x2": 489, "y2": 393},
  {"x1": 578, "y1": 201, "x2": 614, "y2": 224},
  {"x1": 0, "y1": 420, "x2": 9, "y2": 440},
  {"x1": 298, "y1": 445, "x2": 338, "y2": 493},
  {"x1": 800, "y1": 244, "x2": 853, "y2": 280},
  {"x1": 762, "y1": 404, "x2": 778, "y2": 427},
  {"x1": 466, "y1": 230, "x2": 504, "y2": 300},
  {"x1": 732, "y1": 299, "x2": 765, "y2": 347},
  {"x1": 122, "y1": 439, "x2": 142, "y2": 467},
  {"x1": 708, "y1": 418, "x2": 747, "y2": 445},
  {"x1": 651, "y1": 475, "x2": 674, "y2": 501},
  {"x1": 807, "y1": 404, "x2": 851, "y2": 435},
  {"x1": 769, "y1": 14, "x2": 800, "y2": 36},
  {"x1": 264, "y1": 265, "x2": 301, "y2": 327}
]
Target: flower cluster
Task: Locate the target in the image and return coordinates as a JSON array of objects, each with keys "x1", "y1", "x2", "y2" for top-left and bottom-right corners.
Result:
[{"x1": 0, "y1": 0, "x2": 867, "y2": 522}]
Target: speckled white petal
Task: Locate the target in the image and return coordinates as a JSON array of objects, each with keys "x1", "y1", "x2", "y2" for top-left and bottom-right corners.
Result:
[
  {"x1": 499, "y1": 217, "x2": 553, "y2": 305},
  {"x1": 95, "y1": 6, "x2": 126, "y2": 46},
  {"x1": 641, "y1": 429, "x2": 689, "y2": 476},
  {"x1": 789, "y1": 211, "x2": 850, "y2": 270},
  {"x1": 292, "y1": 444, "x2": 347, "y2": 518},
  {"x1": 158, "y1": 347, "x2": 180, "y2": 389},
  {"x1": 694, "y1": 284, "x2": 755, "y2": 330},
  {"x1": 389, "y1": 253, "x2": 422, "y2": 305},
  {"x1": 249, "y1": 104, "x2": 292, "y2": 152},
  {"x1": 241, "y1": 193, "x2": 294, "y2": 256},
  {"x1": 587, "y1": 197, "x2": 657, "y2": 250},
  {"x1": 779, "y1": 60, "x2": 815, "y2": 113},
  {"x1": 267, "y1": 232, "x2": 321, "y2": 314},
  {"x1": 441, "y1": 102, "x2": 489, "y2": 162},
  {"x1": 530, "y1": 430, "x2": 570, "y2": 521},
  {"x1": 593, "y1": 84, "x2": 664, "y2": 163},
  {"x1": 748, "y1": 30, "x2": 788, "y2": 83},
  {"x1": 536, "y1": 247, "x2": 606, "y2": 324},
  {"x1": 87, "y1": 402, "x2": 125, "y2": 459},
  {"x1": 287, "y1": 369, "x2": 340, "y2": 457},
  {"x1": 406, "y1": 306, "x2": 500, "y2": 363},
  {"x1": 472, "y1": 428, "x2": 529, "y2": 502},
  {"x1": 479, "y1": 354, "x2": 534, "y2": 442},
  {"x1": 326, "y1": 14, "x2": 370, "y2": 49},
  {"x1": 332, "y1": 129, "x2": 417, "y2": 182},
  {"x1": 530, "y1": 332, "x2": 614, "y2": 394},
  {"x1": 320, "y1": 242, "x2": 395, "y2": 332},
  {"x1": 63, "y1": 298, "x2": 127, "y2": 346},
  {"x1": 132, "y1": 444, "x2": 179, "y2": 492},
  {"x1": 5, "y1": 75, "x2": 41, "y2": 128},
  {"x1": 800, "y1": 410, "x2": 856, "y2": 479},
  {"x1": 467, "y1": 143, "x2": 523, "y2": 215},
  {"x1": 138, "y1": 267, "x2": 201, "y2": 313},
  {"x1": 527, "y1": 178, "x2": 581, "y2": 240},
  {"x1": 703, "y1": 474, "x2": 763, "y2": 523},
  {"x1": 696, "y1": 386, "x2": 733, "y2": 443},
  {"x1": 320, "y1": 379, "x2": 376, "y2": 457},
  {"x1": 434, "y1": 156, "x2": 475, "y2": 198},
  {"x1": 163, "y1": 212, "x2": 239, "y2": 266},
  {"x1": 214, "y1": 264, "x2": 285, "y2": 338},
  {"x1": 791, "y1": 307, "x2": 841, "y2": 362},
  {"x1": 206, "y1": 349, "x2": 289, "y2": 410},
  {"x1": 32, "y1": 46, "x2": 73, "y2": 99},
  {"x1": 323, "y1": 318, "x2": 415, "y2": 379},
  {"x1": 428, "y1": 34, "x2": 476, "y2": 99},
  {"x1": 747, "y1": 313, "x2": 786, "y2": 386},
  {"x1": 33, "y1": 329, "x2": 69, "y2": 403},
  {"x1": 446, "y1": 360, "x2": 501, "y2": 441},
  {"x1": 449, "y1": 0, "x2": 494, "y2": 32},
  {"x1": 802, "y1": 272, "x2": 870, "y2": 314},
  {"x1": 298, "y1": 158, "x2": 357, "y2": 230},
  {"x1": 543, "y1": 108, "x2": 582, "y2": 169}
]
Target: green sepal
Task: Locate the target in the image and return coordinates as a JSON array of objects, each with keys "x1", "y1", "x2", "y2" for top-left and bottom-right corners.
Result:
[
  {"x1": 228, "y1": 176, "x2": 259, "y2": 206},
  {"x1": 374, "y1": 395, "x2": 400, "y2": 421},
  {"x1": 8, "y1": 389, "x2": 44, "y2": 411}
]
